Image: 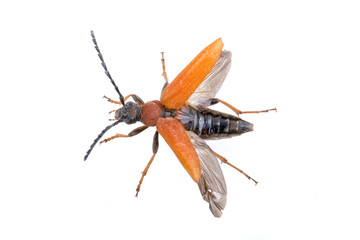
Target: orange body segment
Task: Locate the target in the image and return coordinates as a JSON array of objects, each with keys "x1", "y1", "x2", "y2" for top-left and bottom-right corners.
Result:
[
  {"x1": 156, "y1": 117, "x2": 201, "y2": 182},
  {"x1": 160, "y1": 38, "x2": 224, "y2": 109}
]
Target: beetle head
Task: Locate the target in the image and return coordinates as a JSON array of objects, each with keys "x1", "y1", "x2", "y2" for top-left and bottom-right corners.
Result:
[{"x1": 115, "y1": 102, "x2": 142, "y2": 124}]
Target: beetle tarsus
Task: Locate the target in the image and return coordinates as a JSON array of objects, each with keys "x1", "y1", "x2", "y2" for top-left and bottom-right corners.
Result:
[
  {"x1": 160, "y1": 52, "x2": 169, "y2": 96},
  {"x1": 238, "y1": 107, "x2": 277, "y2": 114},
  {"x1": 161, "y1": 52, "x2": 169, "y2": 84}
]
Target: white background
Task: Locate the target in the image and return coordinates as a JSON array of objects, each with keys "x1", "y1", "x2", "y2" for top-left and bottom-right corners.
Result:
[{"x1": 1, "y1": 0, "x2": 359, "y2": 239}]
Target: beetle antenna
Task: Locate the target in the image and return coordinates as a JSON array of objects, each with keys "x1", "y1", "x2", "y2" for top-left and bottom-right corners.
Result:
[
  {"x1": 90, "y1": 31, "x2": 125, "y2": 106},
  {"x1": 84, "y1": 119, "x2": 123, "y2": 161}
]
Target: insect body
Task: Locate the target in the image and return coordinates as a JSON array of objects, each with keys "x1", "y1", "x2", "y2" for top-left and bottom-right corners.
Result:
[{"x1": 84, "y1": 31, "x2": 275, "y2": 217}]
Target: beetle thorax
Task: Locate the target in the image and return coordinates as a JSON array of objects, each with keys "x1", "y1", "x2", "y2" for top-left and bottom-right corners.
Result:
[{"x1": 141, "y1": 100, "x2": 164, "y2": 126}]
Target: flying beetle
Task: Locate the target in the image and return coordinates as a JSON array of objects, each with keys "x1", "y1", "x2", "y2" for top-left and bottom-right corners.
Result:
[{"x1": 84, "y1": 31, "x2": 276, "y2": 217}]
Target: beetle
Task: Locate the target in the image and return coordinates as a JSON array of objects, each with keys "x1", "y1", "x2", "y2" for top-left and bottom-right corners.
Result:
[{"x1": 84, "y1": 31, "x2": 276, "y2": 217}]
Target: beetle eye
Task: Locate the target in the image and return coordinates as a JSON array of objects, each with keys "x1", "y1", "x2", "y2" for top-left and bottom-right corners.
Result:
[{"x1": 114, "y1": 108, "x2": 123, "y2": 119}]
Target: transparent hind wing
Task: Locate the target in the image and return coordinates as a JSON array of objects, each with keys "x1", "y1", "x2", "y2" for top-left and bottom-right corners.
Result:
[
  {"x1": 186, "y1": 131, "x2": 227, "y2": 217},
  {"x1": 187, "y1": 50, "x2": 232, "y2": 109}
]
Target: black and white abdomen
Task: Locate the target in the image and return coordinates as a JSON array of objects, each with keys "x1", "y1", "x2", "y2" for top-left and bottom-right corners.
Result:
[{"x1": 176, "y1": 105, "x2": 253, "y2": 139}]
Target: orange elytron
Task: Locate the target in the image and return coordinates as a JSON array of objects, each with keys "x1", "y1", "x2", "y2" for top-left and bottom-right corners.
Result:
[{"x1": 84, "y1": 31, "x2": 276, "y2": 217}]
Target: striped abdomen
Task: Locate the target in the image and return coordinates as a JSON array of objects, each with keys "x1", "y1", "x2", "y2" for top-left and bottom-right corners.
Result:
[{"x1": 176, "y1": 105, "x2": 253, "y2": 139}]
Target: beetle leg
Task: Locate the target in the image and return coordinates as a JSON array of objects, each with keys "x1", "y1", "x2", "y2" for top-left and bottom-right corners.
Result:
[
  {"x1": 103, "y1": 94, "x2": 145, "y2": 105},
  {"x1": 136, "y1": 131, "x2": 159, "y2": 197},
  {"x1": 160, "y1": 52, "x2": 169, "y2": 96},
  {"x1": 210, "y1": 98, "x2": 276, "y2": 116},
  {"x1": 161, "y1": 52, "x2": 169, "y2": 84},
  {"x1": 211, "y1": 150, "x2": 258, "y2": 185},
  {"x1": 103, "y1": 95, "x2": 122, "y2": 105},
  {"x1": 129, "y1": 94, "x2": 145, "y2": 105},
  {"x1": 100, "y1": 125, "x2": 148, "y2": 144}
]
